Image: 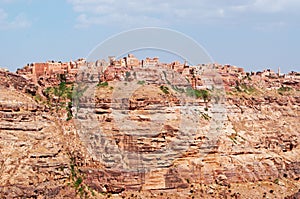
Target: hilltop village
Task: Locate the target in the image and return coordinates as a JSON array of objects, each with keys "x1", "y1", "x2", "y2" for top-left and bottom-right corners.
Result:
[{"x1": 16, "y1": 54, "x2": 300, "y2": 92}]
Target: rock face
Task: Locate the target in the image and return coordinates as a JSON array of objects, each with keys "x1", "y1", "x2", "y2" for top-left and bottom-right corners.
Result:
[
  {"x1": 0, "y1": 85, "x2": 73, "y2": 198},
  {"x1": 0, "y1": 67, "x2": 300, "y2": 198},
  {"x1": 0, "y1": 70, "x2": 38, "y2": 95},
  {"x1": 99, "y1": 92, "x2": 298, "y2": 181},
  {"x1": 73, "y1": 66, "x2": 300, "y2": 198}
]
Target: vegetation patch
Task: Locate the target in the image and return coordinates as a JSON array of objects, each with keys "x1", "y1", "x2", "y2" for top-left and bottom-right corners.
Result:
[
  {"x1": 43, "y1": 82, "x2": 73, "y2": 110},
  {"x1": 137, "y1": 80, "x2": 145, "y2": 85},
  {"x1": 125, "y1": 71, "x2": 131, "y2": 81},
  {"x1": 235, "y1": 82, "x2": 257, "y2": 94},
  {"x1": 68, "y1": 152, "x2": 96, "y2": 198},
  {"x1": 160, "y1": 85, "x2": 170, "y2": 94},
  {"x1": 43, "y1": 82, "x2": 87, "y2": 121},
  {"x1": 186, "y1": 87, "x2": 210, "y2": 101},
  {"x1": 278, "y1": 86, "x2": 292, "y2": 95},
  {"x1": 97, "y1": 81, "x2": 109, "y2": 87},
  {"x1": 33, "y1": 94, "x2": 43, "y2": 103}
]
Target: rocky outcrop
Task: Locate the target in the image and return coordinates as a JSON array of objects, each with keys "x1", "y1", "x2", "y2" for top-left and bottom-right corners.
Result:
[
  {"x1": 0, "y1": 84, "x2": 75, "y2": 198},
  {"x1": 0, "y1": 70, "x2": 37, "y2": 95}
]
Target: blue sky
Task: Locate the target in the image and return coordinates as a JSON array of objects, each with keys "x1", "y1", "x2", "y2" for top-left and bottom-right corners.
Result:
[{"x1": 0, "y1": 0, "x2": 299, "y2": 73}]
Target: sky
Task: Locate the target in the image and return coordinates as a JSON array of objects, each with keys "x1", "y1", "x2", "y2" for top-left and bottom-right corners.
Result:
[{"x1": 0, "y1": 0, "x2": 299, "y2": 73}]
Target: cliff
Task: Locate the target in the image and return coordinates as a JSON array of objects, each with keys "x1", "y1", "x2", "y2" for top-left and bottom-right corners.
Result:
[{"x1": 0, "y1": 65, "x2": 299, "y2": 198}]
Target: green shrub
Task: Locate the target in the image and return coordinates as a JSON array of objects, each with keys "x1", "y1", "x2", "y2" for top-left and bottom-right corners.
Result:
[
  {"x1": 97, "y1": 81, "x2": 108, "y2": 87},
  {"x1": 33, "y1": 94, "x2": 43, "y2": 102},
  {"x1": 66, "y1": 109, "x2": 73, "y2": 121},
  {"x1": 160, "y1": 85, "x2": 169, "y2": 94},
  {"x1": 74, "y1": 177, "x2": 83, "y2": 188},
  {"x1": 44, "y1": 87, "x2": 52, "y2": 96},
  {"x1": 278, "y1": 86, "x2": 292, "y2": 92},
  {"x1": 186, "y1": 88, "x2": 210, "y2": 101},
  {"x1": 68, "y1": 150, "x2": 98, "y2": 198},
  {"x1": 235, "y1": 83, "x2": 257, "y2": 94},
  {"x1": 137, "y1": 80, "x2": 145, "y2": 85},
  {"x1": 278, "y1": 86, "x2": 292, "y2": 95},
  {"x1": 125, "y1": 71, "x2": 131, "y2": 81}
]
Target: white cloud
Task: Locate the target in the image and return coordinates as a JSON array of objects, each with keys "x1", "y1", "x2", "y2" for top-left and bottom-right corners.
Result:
[
  {"x1": 67, "y1": 0, "x2": 300, "y2": 28},
  {"x1": 255, "y1": 0, "x2": 300, "y2": 12},
  {"x1": 67, "y1": 0, "x2": 228, "y2": 28},
  {"x1": 0, "y1": 9, "x2": 31, "y2": 30},
  {"x1": 230, "y1": 0, "x2": 300, "y2": 13}
]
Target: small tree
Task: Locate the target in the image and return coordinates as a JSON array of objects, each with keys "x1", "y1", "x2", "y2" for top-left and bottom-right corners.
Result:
[{"x1": 125, "y1": 71, "x2": 131, "y2": 81}]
